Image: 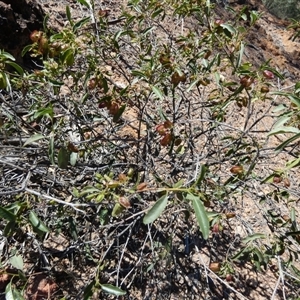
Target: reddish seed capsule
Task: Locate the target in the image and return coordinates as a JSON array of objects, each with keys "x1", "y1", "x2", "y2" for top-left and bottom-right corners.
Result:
[
  {"x1": 215, "y1": 19, "x2": 224, "y2": 26},
  {"x1": 263, "y1": 70, "x2": 275, "y2": 79},
  {"x1": 30, "y1": 30, "x2": 42, "y2": 43},
  {"x1": 119, "y1": 197, "x2": 131, "y2": 208},
  {"x1": 283, "y1": 178, "x2": 290, "y2": 187},
  {"x1": 261, "y1": 86, "x2": 270, "y2": 93},
  {"x1": 240, "y1": 76, "x2": 254, "y2": 88},
  {"x1": 88, "y1": 78, "x2": 97, "y2": 90},
  {"x1": 109, "y1": 102, "x2": 119, "y2": 115},
  {"x1": 209, "y1": 262, "x2": 221, "y2": 272},
  {"x1": 137, "y1": 182, "x2": 147, "y2": 191},
  {"x1": 273, "y1": 175, "x2": 282, "y2": 184},
  {"x1": 156, "y1": 124, "x2": 167, "y2": 136},
  {"x1": 230, "y1": 165, "x2": 244, "y2": 175},
  {"x1": 160, "y1": 133, "x2": 173, "y2": 146},
  {"x1": 226, "y1": 274, "x2": 234, "y2": 282},
  {"x1": 99, "y1": 101, "x2": 108, "y2": 108}
]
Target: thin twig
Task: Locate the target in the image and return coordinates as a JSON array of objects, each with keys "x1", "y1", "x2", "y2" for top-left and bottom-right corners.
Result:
[{"x1": 25, "y1": 188, "x2": 88, "y2": 213}]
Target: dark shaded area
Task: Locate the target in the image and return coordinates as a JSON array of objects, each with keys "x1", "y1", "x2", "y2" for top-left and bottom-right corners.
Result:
[{"x1": 0, "y1": 0, "x2": 44, "y2": 66}]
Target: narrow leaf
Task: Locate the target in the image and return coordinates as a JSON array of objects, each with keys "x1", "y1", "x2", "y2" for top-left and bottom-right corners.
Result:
[
  {"x1": 268, "y1": 126, "x2": 300, "y2": 136},
  {"x1": 111, "y1": 203, "x2": 125, "y2": 217},
  {"x1": 57, "y1": 147, "x2": 69, "y2": 169},
  {"x1": 10, "y1": 255, "x2": 23, "y2": 271},
  {"x1": 23, "y1": 134, "x2": 46, "y2": 146},
  {"x1": 76, "y1": 0, "x2": 90, "y2": 9},
  {"x1": 275, "y1": 133, "x2": 300, "y2": 152},
  {"x1": 6, "y1": 61, "x2": 24, "y2": 76},
  {"x1": 113, "y1": 104, "x2": 126, "y2": 122},
  {"x1": 190, "y1": 194, "x2": 210, "y2": 240},
  {"x1": 5, "y1": 282, "x2": 25, "y2": 300},
  {"x1": 66, "y1": 6, "x2": 73, "y2": 25},
  {"x1": 151, "y1": 85, "x2": 164, "y2": 100},
  {"x1": 242, "y1": 233, "x2": 266, "y2": 244},
  {"x1": 100, "y1": 284, "x2": 126, "y2": 296},
  {"x1": 143, "y1": 194, "x2": 168, "y2": 224},
  {"x1": 28, "y1": 211, "x2": 50, "y2": 234},
  {"x1": 0, "y1": 206, "x2": 16, "y2": 222}
]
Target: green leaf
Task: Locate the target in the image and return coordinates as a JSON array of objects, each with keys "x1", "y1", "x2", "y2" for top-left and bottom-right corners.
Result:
[
  {"x1": 49, "y1": 135, "x2": 55, "y2": 165},
  {"x1": 113, "y1": 104, "x2": 126, "y2": 122},
  {"x1": 6, "y1": 61, "x2": 24, "y2": 76},
  {"x1": 143, "y1": 194, "x2": 168, "y2": 224},
  {"x1": 152, "y1": 8, "x2": 165, "y2": 18},
  {"x1": 84, "y1": 280, "x2": 97, "y2": 300},
  {"x1": 70, "y1": 152, "x2": 78, "y2": 166},
  {"x1": 66, "y1": 5, "x2": 73, "y2": 26},
  {"x1": 100, "y1": 284, "x2": 126, "y2": 296},
  {"x1": 57, "y1": 147, "x2": 69, "y2": 169},
  {"x1": 268, "y1": 126, "x2": 300, "y2": 136},
  {"x1": 23, "y1": 134, "x2": 46, "y2": 146},
  {"x1": 188, "y1": 194, "x2": 210, "y2": 240},
  {"x1": 1, "y1": 51, "x2": 15, "y2": 61},
  {"x1": 0, "y1": 206, "x2": 16, "y2": 222},
  {"x1": 61, "y1": 48, "x2": 75, "y2": 66},
  {"x1": 79, "y1": 186, "x2": 100, "y2": 197},
  {"x1": 10, "y1": 255, "x2": 23, "y2": 271},
  {"x1": 151, "y1": 85, "x2": 164, "y2": 100},
  {"x1": 76, "y1": 0, "x2": 90, "y2": 9},
  {"x1": 285, "y1": 157, "x2": 300, "y2": 171},
  {"x1": 5, "y1": 282, "x2": 25, "y2": 300},
  {"x1": 236, "y1": 42, "x2": 244, "y2": 69},
  {"x1": 242, "y1": 233, "x2": 266, "y2": 244},
  {"x1": 68, "y1": 216, "x2": 78, "y2": 240},
  {"x1": 28, "y1": 211, "x2": 50, "y2": 234},
  {"x1": 195, "y1": 164, "x2": 207, "y2": 186},
  {"x1": 4, "y1": 221, "x2": 16, "y2": 237},
  {"x1": 111, "y1": 203, "x2": 125, "y2": 217},
  {"x1": 73, "y1": 16, "x2": 91, "y2": 33},
  {"x1": 275, "y1": 132, "x2": 300, "y2": 152},
  {"x1": 187, "y1": 79, "x2": 199, "y2": 92}
]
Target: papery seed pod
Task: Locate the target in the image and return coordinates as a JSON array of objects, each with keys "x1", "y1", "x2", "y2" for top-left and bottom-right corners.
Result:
[
  {"x1": 209, "y1": 262, "x2": 221, "y2": 272},
  {"x1": 212, "y1": 223, "x2": 220, "y2": 233},
  {"x1": 226, "y1": 274, "x2": 234, "y2": 282},
  {"x1": 109, "y1": 102, "x2": 119, "y2": 115},
  {"x1": 174, "y1": 138, "x2": 182, "y2": 146},
  {"x1": 215, "y1": 19, "x2": 224, "y2": 26},
  {"x1": 230, "y1": 165, "x2": 244, "y2": 174},
  {"x1": 30, "y1": 30, "x2": 42, "y2": 43},
  {"x1": 156, "y1": 124, "x2": 167, "y2": 136},
  {"x1": 137, "y1": 182, "x2": 147, "y2": 191},
  {"x1": 118, "y1": 173, "x2": 127, "y2": 182},
  {"x1": 261, "y1": 86, "x2": 270, "y2": 93},
  {"x1": 240, "y1": 76, "x2": 254, "y2": 88},
  {"x1": 99, "y1": 101, "x2": 109, "y2": 109},
  {"x1": 283, "y1": 178, "x2": 290, "y2": 187},
  {"x1": 38, "y1": 35, "x2": 49, "y2": 55},
  {"x1": 263, "y1": 70, "x2": 275, "y2": 79},
  {"x1": 282, "y1": 215, "x2": 290, "y2": 222},
  {"x1": 164, "y1": 120, "x2": 173, "y2": 129},
  {"x1": 88, "y1": 78, "x2": 97, "y2": 90},
  {"x1": 68, "y1": 142, "x2": 79, "y2": 153},
  {"x1": 119, "y1": 197, "x2": 131, "y2": 208},
  {"x1": 160, "y1": 133, "x2": 173, "y2": 146},
  {"x1": 273, "y1": 175, "x2": 282, "y2": 184},
  {"x1": 225, "y1": 212, "x2": 236, "y2": 219}
]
